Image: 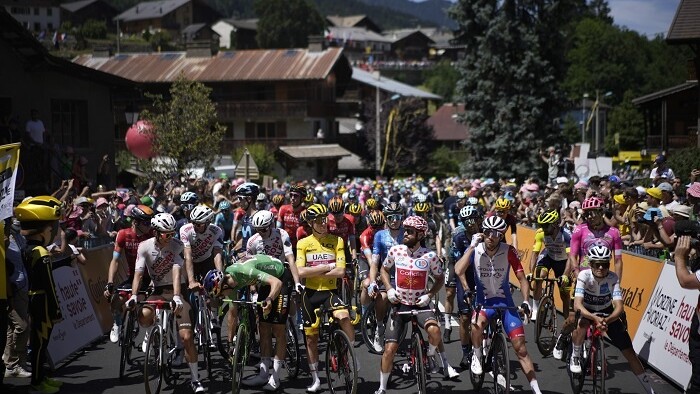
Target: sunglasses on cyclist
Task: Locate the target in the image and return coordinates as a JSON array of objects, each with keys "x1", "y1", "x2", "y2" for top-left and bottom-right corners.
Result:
[
  {"x1": 254, "y1": 226, "x2": 271, "y2": 233},
  {"x1": 484, "y1": 229, "x2": 503, "y2": 238},
  {"x1": 313, "y1": 216, "x2": 328, "y2": 225},
  {"x1": 386, "y1": 214, "x2": 403, "y2": 221},
  {"x1": 158, "y1": 231, "x2": 175, "y2": 239},
  {"x1": 583, "y1": 210, "x2": 603, "y2": 219},
  {"x1": 289, "y1": 193, "x2": 301, "y2": 198},
  {"x1": 194, "y1": 222, "x2": 207, "y2": 228},
  {"x1": 590, "y1": 261, "x2": 610, "y2": 269}
]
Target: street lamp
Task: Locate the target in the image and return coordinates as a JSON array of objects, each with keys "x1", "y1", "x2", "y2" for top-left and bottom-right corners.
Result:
[
  {"x1": 124, "y1": 104, "x2": 139, "y2": 125},
  {"x1": 581, "y1": 93, "x2": 589, "y2": 143},
  {"x1": 594, "y1": 91, "x2": 613, "y2": 153}
]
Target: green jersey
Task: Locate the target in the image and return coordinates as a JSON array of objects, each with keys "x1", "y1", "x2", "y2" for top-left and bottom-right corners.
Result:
[{"x1": 225, "y1": 254, "x2": 285, "y2": 289}]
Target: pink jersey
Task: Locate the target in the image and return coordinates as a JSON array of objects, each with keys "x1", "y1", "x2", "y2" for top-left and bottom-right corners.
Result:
[
  {"x1": 569, "y1": 223, "x2": 622, "y2": 270},
  {"x1": 383, "y1": 245, "x2": 442, "y2": 306}
]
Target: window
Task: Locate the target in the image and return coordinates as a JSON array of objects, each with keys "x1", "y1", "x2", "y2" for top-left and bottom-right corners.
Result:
[
  {"x1": 51, "y1": 99, "x2": 89, "y2": 148},
  {"x1": 244, "y1": 121, "x2": 286, "y2": 140},
  {"x1": 11, "y1": 7, "x2": 30, "y2": 15},
  {"x1": 34, "y1": 7, "x2": 39, "y2": 15},
  {"x1": 223, "y1": 123, "x2": 234, "y2": 139}
]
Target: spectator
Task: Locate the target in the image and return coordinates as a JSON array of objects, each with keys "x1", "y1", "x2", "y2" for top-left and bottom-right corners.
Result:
[
  {"x1": 649, "y1": 154, "x2": 674, "y2": 182},
  {"x1": 539, "y1": 146, "x2": 558, "y2": 186},
  {"x1": 25, "y1": 109, "x2": 46, "y2": 146},
  {"x1": 672, "y1": 233, "x2": 700, "y2": 392},
  {"x1": 3, "y1": 219, "x2": 30, "y2": 379}
]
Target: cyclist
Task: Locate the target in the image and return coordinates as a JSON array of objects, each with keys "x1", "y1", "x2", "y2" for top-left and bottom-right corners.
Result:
[
  {"x1": 374, "y1": 215, "x2": 459, "y2": 394},
  {"x1": 270, "y1": 193, "x2": 285, "y2": 217},
  {"x1": 327, "y1": 196, "x2": 358, "y2": 303},
  {"x1": 180, "y1": 205, "x2": 224, "y2": 289},
  {"x1": 125, "y1": 213, "x2": 204, "y2": 394},
  {"x1": 413, "y1": 201, "x2": 444, "y2": 260},
  {"x1": 175, "y1": 191, "x2": 199, "y2": 236},
  {"x1": 365, "y1": 197, "x2": 383, "y2": 213},
  {"x1": 346, "y1": 202, "x2": 367, "y2": 238},
  {"x1": 256, "y1": 192, "x2": 269, "y2": 211},
  {"x1": 530, "y1": 209, "x2": 572, "y2": 322},
  {"x1": 448, "y1": 191, "x2": 468, "y2": 231},
  {"x1": 213, "y1": 200, "x2": 233, "y2": 243},
  {"x1": 359, "y1": 211, "x2": 386, "y2": 315},
  {"x1": 455, "y1": 216, "x2": 543, "y2": 394},
  {"x1": 103, "y1": 204, "x2": 154, "y2": 344},
  {"x1": 232, "y1": 182, "x2": 260, "y2": 248},
  {"x1": 296, "y1": 203, "x2": 354, "y2": 393},
  {"x1": 569, "y1": 246, "x2": 656, "y2": 393},
  {"x1": 296, "y1": 209, "x2": 311, "y2": 241},
  {"x1": 15, "y1": 196, "x2": 64, "y2": 394},
  {"x1": 277, "y1": 184, "x2": 306, "y2": 252},
  {"x1": 451, "y1": 205, "x2": 483, "y2": 368},
  {"x1": 486, "y1": 197, "x2": 518, "y2": 250}
]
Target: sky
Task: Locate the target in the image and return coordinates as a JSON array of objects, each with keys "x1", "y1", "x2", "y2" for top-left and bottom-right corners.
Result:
[{"x1": 608, "y1": 0, "x2": 681, "y2": 37}]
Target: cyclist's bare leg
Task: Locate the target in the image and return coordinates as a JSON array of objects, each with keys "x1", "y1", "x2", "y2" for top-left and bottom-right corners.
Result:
[
  {"x1": 511, "y1": 336, "x2": 537, "y2": 381},
  {"x1": 333, "y1": 310, "x2": 355, "y2": 342},
  {"x1": 426, "y1": 321, "x2": 442, "y2": 349},
  {"x1": 227, "y1": 305, "x2": 237, "y2": 342},
  {"x1": 360, "y1": 278, "x2": 370, "y2": 307},
  {"x1": 137, "y1": 306, "x2": 156, "y2": 327},
  {"x1": 380, "y1": 341, "x2": 399, "y2": 373},
  {"x1": 444, "y1": 287, "x2": 455, "y2": 328},
  {"x1": 179, "y1": 328, "x2": 197, "y2": 363},
  {"x1": 270, "y1": 323, "x2": 287, "y2": 361},
  {"x1": 305, "y1": 333, "x2": 320, "y2": 364},
  {"x1": 375, "y1": 292, "x2": 389, "y2": 322},
  {"x1": 459, "y1": 314, "x2": 471, "y2": 346},
  {"x1": 533, "y1": 267, "x2": 546, "y2": 303},
  {"x1": 259, "y1": 322, "x2": 275, "y2": 360},
  {"x1": 571, "y1": 318, "x2": 589, "y2": 347}
]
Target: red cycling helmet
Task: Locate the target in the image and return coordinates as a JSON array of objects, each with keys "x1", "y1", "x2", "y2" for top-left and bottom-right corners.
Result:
[
  {"x1": 581, "y1": 197, "x2": 604, "y2": 211},
  {"x1": 402, "y1": 215, "x2": 428, "y2": 234}
]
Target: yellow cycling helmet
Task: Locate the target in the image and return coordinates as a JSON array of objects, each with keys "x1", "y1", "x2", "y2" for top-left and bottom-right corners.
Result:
[
  {"x1": 328, "y1": 196, "x2": 344, "y2": 213},
  {"x1": 299, "y1": 209, "x2": 309, "y2": 224},
  {"x1": 15, "y1": 196, "x2": 62, "y2": 222},
  {"x1": 494, "y1": 197, "x2": 512, "y2": 211},
  {"x1": 304, "y1": 190, "x2": 315, "y2": 204},
  {"x1": 413, "y1": 202, "x2": 431, "y2": 213},
  {"x1": 365, "y1": 198, "x2": 379, "y2": 210},
  {"x1": 271, "y1": 194, "x2": 285, "y2": 206},
  {"x1": 537, "y1": 209, "x2": 559, "y2": 225},
  {"x1": 305, "y1": 203, "x2": 328, "y2": 220},
  {"x1": 347, "y1": 202, "x2": 362, "y2": 216},
  {"x1": 368, "y1": 211, "x2": 386, "y2": 227}
]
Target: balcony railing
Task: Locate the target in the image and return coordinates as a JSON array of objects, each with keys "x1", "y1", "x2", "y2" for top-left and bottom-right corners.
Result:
[
  {"x1": 216, "y1": 100, "x2": 360, "y2": 119},
  {"x1": 646, "y1": 135, "x2": 699, "y2": 149}
]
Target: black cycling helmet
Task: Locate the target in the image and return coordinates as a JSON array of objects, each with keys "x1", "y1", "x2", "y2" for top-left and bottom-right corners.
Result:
[{"x1": 235, "y1": 182, "x2": 260, "y2": 197}]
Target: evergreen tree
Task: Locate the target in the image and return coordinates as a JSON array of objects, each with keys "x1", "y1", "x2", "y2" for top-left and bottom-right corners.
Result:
[
  {"x1": 254, "y1": 0, "x2": 325, "y2": 49},
  {"x1": 450, "y1": 0, "x2": 568, "y2": 180}
]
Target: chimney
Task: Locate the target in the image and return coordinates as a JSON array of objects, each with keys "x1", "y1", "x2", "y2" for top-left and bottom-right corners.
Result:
[
  {"x1": 308, "y1": 35, "x2": 325, "y2": 52},
  {"x1": 186, "y1": 40, "x2": 217, "y2": 58}
]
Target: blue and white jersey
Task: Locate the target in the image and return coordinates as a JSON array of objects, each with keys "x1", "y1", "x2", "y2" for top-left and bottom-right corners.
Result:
[
  {"x1": 470, "y1": 243, "x2": 523, "y2": 305},
  {"x1": 574, "y1": 270, "x2": 622, "y2": 312}
]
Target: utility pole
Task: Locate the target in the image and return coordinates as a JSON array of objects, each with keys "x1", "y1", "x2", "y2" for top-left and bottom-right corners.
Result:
[{"x1": 375, "y1": 75, "x2": 381, "y2": 178}]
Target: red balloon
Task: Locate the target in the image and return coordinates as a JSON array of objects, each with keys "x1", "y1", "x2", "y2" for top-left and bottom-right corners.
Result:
[{"x1": 125, "y1": 120, "x2": 155, "y2": 159}]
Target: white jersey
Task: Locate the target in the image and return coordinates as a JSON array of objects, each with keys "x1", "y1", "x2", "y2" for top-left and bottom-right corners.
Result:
[
  {"x1": 135, "y1": 237, "x2": 185, "y2": 287},
  {"x1": 246, "y1": 228, "x2": 294, "y2": 261},
  {"x1": 574, "y1": 270, "x2": 622, "y2": 312},
  {"x1": 383, "y1": 245, "x2": 442, "y2": 306},
  {"x1": 179, "y1": 223, "x2": 223, "y2": 263}
]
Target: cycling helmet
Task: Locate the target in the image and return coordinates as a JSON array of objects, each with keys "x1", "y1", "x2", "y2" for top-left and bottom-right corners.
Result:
[
  {"x1": 494, "y1": 198, "x2": 512, "y2": 211},
  {"x1": 413, "y1": 202, "x2": 431, "y2": 213},
  {"x1": 271, "y1": 194, "x2": 285, "y2": 206},
  {"x1": 299, "y1": 209, "x2": 309, "y2": 224},
  {"x1": 581, "y1": 197, "x2": 604, "y2": 211},
  {"x1": 587, "y1": 245, "x2": 611, "y2": 261},
  {"x1": 180, "y1": 192, "x2": 198, "y2": 205},
  {"x1": 347, "y1": 203, "x2": 362, "y2": 215},
  {"x1": 203, "y1": 269, "x2": 224, "y2": 297},
  {"x1": 304, "y1": 190, "x2": 315, "y2": 204},
  {"x1": 384, "y1": 202, "x2": 404, "y2": 215},
  {"x1": 219, "y1": 200, "x2": 231, "y2": 210},
  {"x1": 415, "y1": 194, "x2": 427, "y2": 203},
  {"x1": 537, "y1": 210, "x2": 559, "y2": 225},
  {"x1": 131, "y1": 204, "x2": 154, "y2": 222},
  {"x1": 456, "y1": 191, "x2": 467, "y2": 200},
  {"x1": 368, "y1": 211, "x2": 386, "y2": 227},
  {"x1": 252, "y1": 210, "x2": 275, "y2": 229},
  {"x1": 467, "y1": 197, "x2": 479, "y2": 206},
  {"x1": 236, "y1": 182, "x2": 260, "y2": 197},
  {"x1": 402, "y1": 215, "x2": 428, "y2": 234},
  {"x1": 190, "y1": 205, "x2": 214, "y2": 223},
  {"x1": 306, "y1": 203, "x2": 328, "y2": 220},
  {"x1": 483, "y1": 216, "x2": 508, "y2": 233},
  {"x1": 347, "y1": 190, "x2": 358, "y2": 200},
  {"x1": 289, "y1": 184, "x2": 307, "y2": 196},
  {"x1": 328, "y1": 197, "x2": 344, "y2": 213},
  {"x1": 151, "y1": 213, "x2": 176, "y2": 232},
  {"x1": 257, "y1": 193, "x2": 267, "y2": 202},
  {"x1": 14, "y1": 196, "x2": 62, "y2": 222},
  {"x1": 459, "y1": 205, "x2": 481, "y2": 221},
  {"x1": 365, "y1": 198, "x2": 379, "y2": 210}
]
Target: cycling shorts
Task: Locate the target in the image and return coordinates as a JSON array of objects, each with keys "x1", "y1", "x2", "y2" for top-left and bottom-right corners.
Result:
[
  {"x1": 444, "y1": 259, "x2": 457, "y2": 288},
  {"x1": 258, "y1": 267, "x2": 293, "y2": 325},
  {"x1": 142, "y1": 286, "x2": 193, "y2": 331},
  {"x1": 476, "y1": 299, "x2": 524, "y2": 340},
  {"x1": 193, "y1": 255, "x2": 216, "y2": 280},
  {"x1": 580, "y1": 307, "x2": 632, "y2": 351},
  {"x1": 357, "y1": 257, "x2": 370, "y2": 282},
  {"x1": 535, "y1": 254, "x2": 567, "y2": 278},
  {"x1": 456, "y1": 264, "x2": 476, "y2": 312},
  {"x1": 384, "y1": 304, "x2": 438, "y2": 343},
  {"x1": 300, "y1": 288, "x2": 345, "y2": 334}
]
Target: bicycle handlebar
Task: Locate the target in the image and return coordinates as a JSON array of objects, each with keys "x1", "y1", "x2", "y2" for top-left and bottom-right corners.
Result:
[
  {"x1": 310, "y1": 305, "x2": 360, "y2": 329},
  {"x1": 138, "y1": 299, "x2": 177, "y2": 310}
]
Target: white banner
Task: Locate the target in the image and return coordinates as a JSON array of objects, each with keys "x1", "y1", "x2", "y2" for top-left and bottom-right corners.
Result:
[
  {"x1": 0, "y1": 143, "x2": 20, "y2": 220},
  {"x1": 48, "y1": 260, "x2": 103, "y2": 367},
  {"x1": 632, "y1": 261, "x2": 695, "y2": 390}
]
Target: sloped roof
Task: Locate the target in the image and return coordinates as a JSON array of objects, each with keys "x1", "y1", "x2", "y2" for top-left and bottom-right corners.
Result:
[
  {"x1": 383, "y1": 29, "x2": 435, "y2": 44},
  {"x1": 61, "y1": 0, "x2": 101, "y2": 13},
  {"x1": 327, "y1": 15, "x2": 367, "y2": 28},
  {"x1": 114, "y1": 0, "x2": 189, "y2": 22},
  {"x1": 667, "y1": 0, "x2": 700, "y2": 43},
  {"x1": 182, "y1": 23, "x2": 207, "y2": 35},
  {"x1": 632, "y1": 81, "x2": 698, "y2": 105},
  {"x1": 278, "y1": 144, "x2": 352, "y2": 160},
  {"x1": 352, "y1": 67, "x2": 441, "y2": 100},
  {"x1": 72, "y1": 47, "x2": 346, "y2": 83},
  {"x1": 328, "y1": 27, "x2": 392, "y2": 43},
  {"x1": 220, "y1": 18, "x2": 258, "y2": 31},
  {"x1": 426, "y1": 103, "x2": 469, "y2": 141}
]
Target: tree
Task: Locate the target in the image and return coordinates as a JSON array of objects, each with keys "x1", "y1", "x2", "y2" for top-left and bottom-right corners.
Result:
[
  {"x1": 428, "y1": 145, "x2": 463, "y2": 177},
  {"x1": 562, "y1": 114, "x2": 581, "y2": 146},
  {"x1": 254, "y1": 0, "x2": 325, "y2": 49},
  {"x1": 134, "y1": 75, "x2": 226, "y2": 181},
  {"x1": 604, "y1": 90, "x2": 644, "y2": 155},
  {"x1": 231, "y1": 144, "x2": 277, "y2": 177},
  {"x1": 422, "y1": 59, "x2": 459, "y2": 102},
  {"x1": 450, "y1": 0, "x2": 569, "y2": 180},
  {"x1": 80, "y1": 19, "x2": 107, "y2": 39},
  {"x1": 587, "y1": 0, "x2": 613, "y2": 24}
]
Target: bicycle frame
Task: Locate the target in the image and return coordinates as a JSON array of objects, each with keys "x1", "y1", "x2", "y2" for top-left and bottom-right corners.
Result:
[
  {"x1": 141, "y1": 299, "x2": 178, "y2": 394},
  {"x1": 392, "y1": 308, "x2": 436, "y2": 394},
  {"x1": 310, "y1": 304, "x2": 360, "y2": 394}
]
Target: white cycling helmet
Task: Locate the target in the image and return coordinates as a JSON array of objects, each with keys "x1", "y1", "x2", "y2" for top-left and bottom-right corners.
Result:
[
  {"x1": 252, "y1": 210, "x2": 275, "y2": 229},
  {"x1": 467, "y1": 197, "x2": 479, "y2": 205},
  {"x1": 587, "y1": 245, "x2": 612, "y2": 261},
  {"x1": 456, "y1": 191, "x2": 467, "y2": 200},
  {"x1": 459, "y1": 205, "x2": 481, "y2": 220},
  {"x1": 151, "y1": 213, "x2": 176, "y2": 232},
  {"x1": 180, "y1": 191, "x2": 198, "y2": 204},
  {"x1": 190, "y1": 205, "x2": 214, "y2": 224},
  {"x1": 415, "y1": 193, "x2": 427, "y2": 203},
  {"x1": 482, "y1": 216, "x2": 507, "y2": 233}
]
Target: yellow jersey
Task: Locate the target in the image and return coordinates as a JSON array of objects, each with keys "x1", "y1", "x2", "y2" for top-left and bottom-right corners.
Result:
[{"x1": 296, "y1": 233, "x2": 345, "y2": 291}]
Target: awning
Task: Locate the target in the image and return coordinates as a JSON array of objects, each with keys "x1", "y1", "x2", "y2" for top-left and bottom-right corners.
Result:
[{"x1": 278, "y1": 144, "x2": 352, "y2": 159}]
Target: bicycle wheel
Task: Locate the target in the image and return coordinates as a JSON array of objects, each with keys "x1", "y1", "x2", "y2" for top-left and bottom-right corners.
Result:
[
  {"x1": 285, "y1": 317, "x2": 300, "y2": 379},
  {"x1": 535, "y1": 296, "x2": 557, "y2": 356},
  {"x1": 144, "y1": 326, "x2": 163, "y2": 394},
  {"x1": 325, "y1": 329, "x2": 357, "y2": 394},
  {"x1": 215, "y1": 303, "x2": 230, "y2": 359},
  {"x1": 411, "y1": 331, "x2": 427, "y2": 394},
  {"x1": 231, "y1": 322, "x2": 249, "y2": 394},
  {"x1": 592, "y1": 337, "x2": 606, "y2": 394},
  {"x1": 491, "y1": 332, "x2": 510, "y2": 394},
  {"x1": 360, "y1": 300, "x2": 382, "y2": 354}
]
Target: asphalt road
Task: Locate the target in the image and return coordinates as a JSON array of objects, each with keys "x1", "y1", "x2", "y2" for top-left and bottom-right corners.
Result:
[{"x1": 5, "y1": 290, "x2": 684, "y2": 394}]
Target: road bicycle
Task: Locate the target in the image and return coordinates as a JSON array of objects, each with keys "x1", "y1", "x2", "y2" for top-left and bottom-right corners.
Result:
[
  {"x1": 470, "y1": 304, "x2": 527, "y2": 394},
  {"x1": 141, "y1": 299, "x2": 180, "y2": 394},
  {"x1": 391, "y1": 308, "x2": 439, "y2": 394},
  {"x1": 192, "y1": 286, "x2": 217, "y2": 379},
  {"x1": 114, "y1": 287, "x2": 151, "y2": 381},
  {"x1": 569, "y1": 311, "x2": 608, "y2": 394},
  {"x1": 527, "y1": 272, "x2": 560, "y2": 356},
  {"x1": 309, "y1": 304, "x2": 361, "y2": 394},
  {"x1": 340, "y1": 260, "x2": 361, "y2": 308},
  {"x1": 361, "y1": 297, "x2": 389, "y2": 354},
  {"x1": 226, "y1": 296, "x2": 264, "y2": 394}
]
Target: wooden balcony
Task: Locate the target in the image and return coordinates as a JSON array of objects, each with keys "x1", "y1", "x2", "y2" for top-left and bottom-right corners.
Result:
[{"x1": 216, "y1": 100, "x2": 360, "y2": 119}]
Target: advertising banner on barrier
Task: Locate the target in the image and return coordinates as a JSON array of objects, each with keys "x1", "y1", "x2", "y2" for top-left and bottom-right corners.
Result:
[
  {"x1": 632, "y1": 262, "x2": 694, "y2": 390},
  {"x1": 48, "y1": 259, "x2": 103, "y2": 367},
  {"x1": 78, "y1": 244, "x2": 128, "y2": 333}
]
